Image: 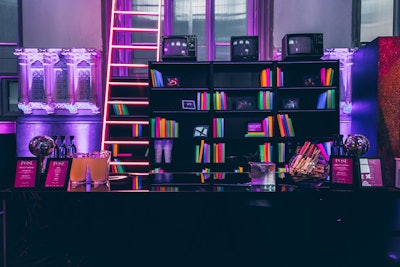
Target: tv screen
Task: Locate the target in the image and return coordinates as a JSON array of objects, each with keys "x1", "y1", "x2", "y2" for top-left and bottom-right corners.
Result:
[
  {"x1": 162, "y1": 35, "x2": 197, "y2": 61},
  {"x1": 231, "y1": 36, "x2": 258, "y2": 61},
  {"x1": 288, "y1": 36, "x2": 312, "y2": 54}
]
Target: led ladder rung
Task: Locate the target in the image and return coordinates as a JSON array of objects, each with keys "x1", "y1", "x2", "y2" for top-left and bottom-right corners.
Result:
[
  {"x1": 108, "y1": 81, "x2": 149, "y2": 86},
  {"x1": 112, "y1": 27, "x2": 158, "y2": 33},
  {"x1": 106, "y1": 120, "x2": 149, "y2": 125},
  {"x1": 110, "y1": 162, "x2": 149, "y2": 166},
  {"x1": 111, "y1": 44, "x2": 157, "y2": 50},
  {"x1": 108, "y1": 100, "x2": 149, "y2": 105},
  {"x1": 104, "y1": 140, "x2": 149, "y2": 145},
  {"x1": 114, "y1": 10, "x2": 159, "y2": 16},
  {"x1": 110, "y1": 63, "x2": 149, "y2": 68}
]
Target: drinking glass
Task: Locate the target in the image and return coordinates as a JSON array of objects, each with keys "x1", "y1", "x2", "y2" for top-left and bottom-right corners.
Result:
[
  {"x1": 88, "y1": 150, "x2": 111, "y2": 185},
  {"x1": 69, "y1": 152, "x2": 89, "y2": 186}
]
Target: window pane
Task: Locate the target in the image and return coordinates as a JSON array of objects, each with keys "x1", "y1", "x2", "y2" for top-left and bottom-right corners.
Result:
[
  {"x1": 0, "y1": 0, "x2": 18, "y2": 43},
  {"x1": 215, "y1": 0, "x2": 247, "y2": 60},
  {"x1": 215, "y1": 0, "x2": 247, "y2": 43},
  {"x1": 360, "y1": 0, "x2": 393, "y2": 43},
  {"x1": 173, "y1": 0, "x2": 206, "y2": 60}
]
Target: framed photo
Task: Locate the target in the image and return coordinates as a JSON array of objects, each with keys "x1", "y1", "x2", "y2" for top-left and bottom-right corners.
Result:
[
  {"x1": 356, "y1": 156, "x2": 385, "y2": 189},
  {"x1": 193, "y1": 125, "x2": 209, "y2": 137},
  {"x1": 14, "y1": 157, "x2": 41, "y2": 189},
  {"x1": 182, "y1": 100, "x2": 196, "y2": 110},
  {"x1": 229, "y1": 96, "x2": 255, "y2": 110},
  {"x1": 282, "y1": 98, "x2": 299, "y2": 110},
  {"x1": 43, "y1": 158, "x2": 72, "y2": 190},
  {"x1": 330, "y1": 156, "x2": 355, "y2": 188},
  {"x1": 164, "y1": 76, "x2": 181, "y2": 87}
]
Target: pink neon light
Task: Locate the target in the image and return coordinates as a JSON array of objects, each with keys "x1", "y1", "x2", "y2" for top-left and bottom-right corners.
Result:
[
  {"x1": 106, "y1": 121, "x2": 149, "y2": 125},
  {"x1": 112, "y1": 45, "x2": 157, "y2": 50},
  {"x1": 110, "y1": 63, "x2": 149, "y2": 68},
  {"x1": 113, "y1": 27, "x2": 158, "y2": 32},
  {"x1": 104, "y1": 140, "x2": 149, "y2": 145},
  {"x1": 108, "y1": 100, "x2": 149, "y2": 105},
  {"x1": 110, "y1": 162, "x2": 149, "y2": 166},
  {"x1": 108, "y1": 81, "x2": 148, "y2": 86},
  {"x1": 114, "y1": 10, "x2": 159, "y2": 16}
]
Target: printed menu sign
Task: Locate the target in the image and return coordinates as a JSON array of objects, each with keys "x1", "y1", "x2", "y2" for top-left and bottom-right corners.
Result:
[
  {"x1": 14, "y1": 158, "x2": 39, "y2": 188},
  {"x1": 44, "y1": 159, "x2": 71, "y2": 189},
  {"x1": 359, "y1": 158, "x2": 383, "y2": 187},
  {"x1": 331, "y1": 157, "x2": 353, "y2": 185}
]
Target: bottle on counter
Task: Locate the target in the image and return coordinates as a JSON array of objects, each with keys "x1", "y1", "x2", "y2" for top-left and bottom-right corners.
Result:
[
  {"x1": 51, "y1": 135, "x2": 60, "y2": 158},
  {"x1": 67, "y1": 135, "x2": 77, "y2": 157},
  {"x1": 59, "y1": 135, "x2": 67, "y2": 158}
]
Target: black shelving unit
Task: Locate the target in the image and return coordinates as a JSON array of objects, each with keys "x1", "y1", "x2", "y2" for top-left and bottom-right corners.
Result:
[{"x1": 149, "y1": 60, "x2": 340, "y2": 173}]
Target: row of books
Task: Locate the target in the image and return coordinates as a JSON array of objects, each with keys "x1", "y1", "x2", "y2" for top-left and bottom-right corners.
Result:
[
  {"x1": 258, "y1": 91, "x2": 273, "y2": 110},
  {"x1": 150, "y1": 69, "x2": 164, "y2": 87},
  {"x1": 132, "y1": 124, "x2": 143, "y2": 137},
  {"x1": 150, "y1": 117, "x2": 179, "y2": 138},
  {"x1": 276, "y1": 67, "x2": 284, "y2": 87},
  {"x1": 260, "y1": 68, "x2": 273, "y2": 87},
  {"x1": 197, "y1": 92, "x2": 211, "y2": 110},
  {"x1": 195, "y1": 140, "x2": 225, "y2": 163},
  {"x1": 277, "y1": 113, "x2": 295, "y2": 137},
  {"x1": 213, "y1": 91, "x2": 227, "y2": 110},
  {"x1": 259, "y1": 142, "x2": 273, "y2": 162},
  {"x1": 212, "y1": 118, "x2": 224, "y2": 138},
  {"x1": 320, "y1": 67, "x2": 335, "y2": 86},
  {"x1": 244, "y1": 116, "x2": 274, "y2": 137},
  {"x1": 113, "y1": 104, "x2": 129, "y2": 115},
  {"x1": 317, "y1": 89, "x2": 335, "y2": 109},
  {"x1": 111, "y1": 159, "x2": 125, "y2": 173}
]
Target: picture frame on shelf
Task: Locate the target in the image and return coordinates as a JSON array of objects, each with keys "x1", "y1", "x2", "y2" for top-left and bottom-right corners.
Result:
[
  {"x1": 182, "y1": 100, "x2": 196, "y2": 110},
  {"x1": 282, "y1": 98, "x2": 299, "y2": 110},
  {"x1": 229, "y1": 96, "x2": 255, "y2": 110},
  {"x1": 355, "y1": 156, "x2": 385, "y2": 189},
  {"x1": 193, "y1": 125, "x2": 209, "y2": 137}
]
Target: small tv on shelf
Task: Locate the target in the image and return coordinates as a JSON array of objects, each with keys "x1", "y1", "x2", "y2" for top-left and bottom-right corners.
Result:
[
  {"x1": 281, "y1": 33, "x2": 323, "y2": 61},
  {"x1": 230, "y1": 36, "x2": 259, "y2": 61},
  {"x1": 161, "y1": 35, "x2": 197, "y2": 61}
]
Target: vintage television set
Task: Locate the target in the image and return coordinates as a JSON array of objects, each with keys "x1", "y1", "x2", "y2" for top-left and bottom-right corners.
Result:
[
  {"x1": 161, "y1": 35, "x2": 197, "y2": 61},
  {"x1": 281, "y1": 33, "x2": 324, "y2": 61},
  {"x1": 230, "y1": 36, "x2": 259, "y2": 61}
]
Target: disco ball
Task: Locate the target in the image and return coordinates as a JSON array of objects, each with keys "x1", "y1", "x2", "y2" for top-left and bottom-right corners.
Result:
[
  {"x1": 343, "y1": 134, "x2": 370, "y2": 156},
  {"x1": 28, "y1": 135, "x2": 55, "y2": 157}
]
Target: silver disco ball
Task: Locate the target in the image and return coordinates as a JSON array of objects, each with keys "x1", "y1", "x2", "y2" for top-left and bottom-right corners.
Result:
[{"x1": 344, "y1": 134, "x2": 370, "y2": 156}]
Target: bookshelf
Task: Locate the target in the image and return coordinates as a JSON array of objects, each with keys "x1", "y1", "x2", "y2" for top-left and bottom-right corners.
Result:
[{"x1": 149, "y1": 60, "x2": 339, "y2": 173}]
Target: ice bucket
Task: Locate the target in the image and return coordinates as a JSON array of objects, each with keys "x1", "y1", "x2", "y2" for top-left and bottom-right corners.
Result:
[{"x1": 248, "y1": 162, "x2": 276, "y2": 190}]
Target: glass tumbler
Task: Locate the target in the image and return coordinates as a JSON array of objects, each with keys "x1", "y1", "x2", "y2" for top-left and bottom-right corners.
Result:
[
  {"x1": 69, "y1": 152, "x2": 89, "y2": 186},
  {"x1": 88, "y1": 150, "x2": 111, "y2": 185}
]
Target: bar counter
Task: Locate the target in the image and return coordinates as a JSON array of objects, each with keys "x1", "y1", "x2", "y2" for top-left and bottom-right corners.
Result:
[{"x1": 2, "y1": 173, "x2": 400, "y2": 267}]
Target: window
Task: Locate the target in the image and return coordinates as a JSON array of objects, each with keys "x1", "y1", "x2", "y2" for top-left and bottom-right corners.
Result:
[
  {"x1": 360, "y1": 0, "x2": 394, "y2": 44},
  {"x1": 166, "y1": 0, "x2": 252, "y2": 61},
  {"x1": 0, "y1": 0, "x2": 19, "y2": 74}
]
